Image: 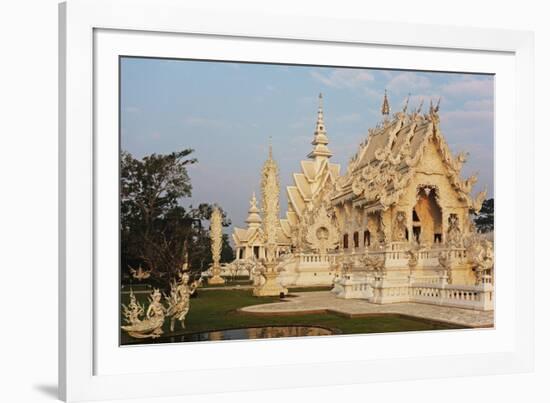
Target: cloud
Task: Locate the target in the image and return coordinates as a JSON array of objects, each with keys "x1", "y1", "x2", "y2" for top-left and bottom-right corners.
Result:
[
  {"x1": 310, "y1": 69, "x2": 374, "y2": 89},
  {"x1": 386, "y1": 72, "x2": 432, "y2": 93},
  {"x1": 440, "y1": 107, "x2": 494, "y2": 145},
  {"x1": 441, "y1": 78, "x2": 493, "y2": 97}
]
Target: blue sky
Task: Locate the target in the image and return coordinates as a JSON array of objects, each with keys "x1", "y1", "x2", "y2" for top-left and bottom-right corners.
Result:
[{"x1": 121, "y1": 58, "x2": 494, "y2": 234}]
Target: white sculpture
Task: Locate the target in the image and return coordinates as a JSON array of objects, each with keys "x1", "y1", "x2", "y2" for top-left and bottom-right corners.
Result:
[
  {"x1": 466, "y1": 235, "x2": 494, "y2": 284},
  {"x1": 165, "y1": 270, "x2": 198, "y2": 332},
  {"x1": 121, "y1": 289, "x2": 145, "y2": 326},
  {"x1": 208, "y1": 207, "x2": 225, "y2": 285},
  {"x1": 129, "y1": 265, "x2": 151, "y2": 281},
  {"x1": 121, "y1": 288, "x2": 166, "y2": 339},
  {"x1": 253, "y1": 144, "x2": 287, "y2": 296}
]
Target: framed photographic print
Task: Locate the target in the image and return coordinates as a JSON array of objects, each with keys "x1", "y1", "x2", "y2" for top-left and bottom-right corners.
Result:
[{"x1": 59, "y1": 0, "x2": 534, "y2": 401}]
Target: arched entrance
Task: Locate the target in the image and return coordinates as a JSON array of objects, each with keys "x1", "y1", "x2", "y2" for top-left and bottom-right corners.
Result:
[{"x1": 412, "y1": 187, "x2": 442, "y2": 245}]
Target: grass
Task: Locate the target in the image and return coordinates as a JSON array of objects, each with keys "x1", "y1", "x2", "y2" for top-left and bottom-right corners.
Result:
[
  {"x1": 198, "y1": 279, "x2": 253, "y2": 288},
  {"x1": 121, "y1": 289, "x2": 463, "y2": 345},
  {"x1": 287, "y1": 286, "x2": 332, "y2": 293}
]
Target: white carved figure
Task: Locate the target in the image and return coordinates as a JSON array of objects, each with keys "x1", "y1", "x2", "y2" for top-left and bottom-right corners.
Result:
[
  {"x1": 392, "y1": 211, "x2": 408, "y2": 242},
  {"x1": 165, "y1": 270, "x2": 198, "y2": 332},
  {"x1": 437, "y1": 251, "x2": 452, "y2": 283},
  {"x1": 466, "y1": 235, "x2": 494, "y2": 285},
  {"x1": 121, "y1": 288, "x2": 166, "y2": 339},
  {"x1": 121, "y1": 289, "x2": 145, "y2": 326},
  {"x1": 447, "y1": 214, "x2": 462, "y2": 247},
  {"x1": 406, "y1": 242, "x2": 420, "y2": 272},
  {"x1": 361, "y1": 252, "x2": 385, "y2": 276},
  {"x1": 129, "y1": 265, "x2": 151, "y2": 281}
]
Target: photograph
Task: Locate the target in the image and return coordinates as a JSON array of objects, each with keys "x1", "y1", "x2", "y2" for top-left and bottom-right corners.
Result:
[{"x1": 119, "y1": 58, "x2": 495, "y2": 345}]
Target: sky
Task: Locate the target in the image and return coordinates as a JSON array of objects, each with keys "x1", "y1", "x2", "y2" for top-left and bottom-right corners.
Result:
[{"x1": 120, "y1": 58, "x2": 494, "y2": 236}]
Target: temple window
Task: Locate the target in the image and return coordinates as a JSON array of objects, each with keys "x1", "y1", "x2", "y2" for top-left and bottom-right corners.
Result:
[
  {"x1": 353, "y1": 232, "x2": 359, "y2": 248},
  {"x1": 253, "y1": 246, "x2": 260, "y2": 259},
  {"x1": 364, "y1": 230, "x2": 371, "y2": 246},
  {"x1": 434, "y1": 233, "x2": 442, "y2": 243},
  {"x1": 412, "y1": 189, "x2": 442, "y2": 244},
  {"x1": 413, "y1": 226, "x2": 421, "y2": 242},
  {"x1": 343, "y1": 234, "x2": 349, "y2": 249}
]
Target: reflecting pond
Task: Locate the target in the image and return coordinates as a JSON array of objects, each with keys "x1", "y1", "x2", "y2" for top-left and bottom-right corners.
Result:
[{"x1": 146, "y1": 325, "x2": 335, "y2": 344}]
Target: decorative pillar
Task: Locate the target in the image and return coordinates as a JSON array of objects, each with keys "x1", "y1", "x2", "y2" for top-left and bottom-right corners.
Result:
[
  {"x1": 253, "y1": 144, "x2": 288, "y2": 296},
  {"x1": 408, "y1": 207, "x2": 414, "y2": 244},
  {"x1": 441, "y1": 210, "x2": 449, "y2": 245},
  {"x1": 208, "y1": 207, "x2": 225, "y2": 285}
]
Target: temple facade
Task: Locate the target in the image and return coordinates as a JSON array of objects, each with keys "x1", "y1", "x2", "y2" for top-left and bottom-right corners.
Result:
[{"x1": 230, "y1": 92, "x2": 494, "y2": 310}]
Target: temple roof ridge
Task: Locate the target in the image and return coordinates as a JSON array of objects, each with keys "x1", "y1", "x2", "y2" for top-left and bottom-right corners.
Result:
[{"x1": 332, "y1": 97, "x2": 484, "y2": 211}]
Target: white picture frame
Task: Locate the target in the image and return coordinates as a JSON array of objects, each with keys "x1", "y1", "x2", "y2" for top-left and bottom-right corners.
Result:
[{"x1": 59, "y1": 0, "x2": 534, "y2": 401}]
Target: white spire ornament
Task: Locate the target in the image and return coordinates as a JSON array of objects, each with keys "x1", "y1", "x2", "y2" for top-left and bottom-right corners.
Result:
[
  {"x1": 253, "y1": 144, "x2": 288, "y2": 297},
  {"x1": 307, "y1": 93, "x2": 333, "y2": 162},
  {"x1": 245, "y1": 192, "x2": 262, "y2": 228},
  {"x1": 207, "y1": 206, "x2": 225, "y2": 285}
]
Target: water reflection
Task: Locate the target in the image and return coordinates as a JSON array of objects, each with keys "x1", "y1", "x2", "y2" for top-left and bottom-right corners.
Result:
[{"x1": 154, "y1": 326, "x2": 334, "y2": 344}]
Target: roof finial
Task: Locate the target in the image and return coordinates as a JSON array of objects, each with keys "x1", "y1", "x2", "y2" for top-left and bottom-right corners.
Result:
[
  {"x1": 416, "y1": 99, "x2": 424, "y2": 114},
  {"x1": 268, "y1": 136, "x2": 273, "y2": 160},
  {"x1": 403, "y1": 93, "x2": 410, "y2": 113},
  {"x1": 381, "y1": 89, "x2": 390, "y2": 116},
  {"x1": 251, "y1": 192, "x2": 257, "y2": 208},
  {"x1": 308, "y1": 93, "x2": 332, "y2": 160},
  {"x1": 245, "y1": 191, "x2": 262, "y2": 227}
]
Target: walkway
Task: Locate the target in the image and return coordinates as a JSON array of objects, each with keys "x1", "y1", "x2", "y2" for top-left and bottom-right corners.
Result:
[{"x1": 240, "y1": 291, "x2": 494, "y2": 328}]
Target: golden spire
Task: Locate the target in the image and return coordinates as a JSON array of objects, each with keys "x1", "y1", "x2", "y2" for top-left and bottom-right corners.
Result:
[
  {"x1": 308, "y1": 93, "x2": 333, "y2": 160},
  {"x1": 381, "y1": 89, "x2": 390, "y2": 116}
]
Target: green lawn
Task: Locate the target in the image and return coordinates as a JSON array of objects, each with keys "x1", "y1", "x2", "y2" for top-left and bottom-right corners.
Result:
[
  {"x1": 287, "y1": 286, "x2": 332, "y2": 293},
  {"x1": 121, "y1": 289, "x2": 463, "y2": 345}
]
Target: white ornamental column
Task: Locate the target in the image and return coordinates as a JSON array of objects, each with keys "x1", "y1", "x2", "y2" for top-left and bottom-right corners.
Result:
[
  {"x1": 208, "y1": 207, "x2": 225, "y2": 285},
  {"x1": 253, "y1": 143, "x2": 288, "y2": 296}
]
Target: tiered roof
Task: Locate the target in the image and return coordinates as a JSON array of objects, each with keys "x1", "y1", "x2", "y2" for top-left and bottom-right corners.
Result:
[
  {"x1": 281, "y1": 94, "x2": 341, "y2": 235},
  {"x1": 332, "y1": 97, "x2": 486, "y2": 213}
]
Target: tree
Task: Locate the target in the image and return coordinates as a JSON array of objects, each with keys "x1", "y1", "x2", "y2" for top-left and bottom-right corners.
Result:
[
  {"x1": 120, "y1": 150, "x2": 234, "y2": 289},
  {"x1": 474, "y1": 198, "x2": 494, "y2": 233},
  {"x1": 121, "y1": 150, "x2": 197, "y2": 287}
]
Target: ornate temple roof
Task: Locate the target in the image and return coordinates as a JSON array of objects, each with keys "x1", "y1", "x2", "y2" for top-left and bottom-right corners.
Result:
[
  {"x1": 332, "y1": 96, "x2": 486, "y2": 213},
  {"x1": 284, "y1": 94, "x2": 340, "y2": 222}
]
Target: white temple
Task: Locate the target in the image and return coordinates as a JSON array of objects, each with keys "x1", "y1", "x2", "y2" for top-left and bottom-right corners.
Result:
[{"x1": 230, "y1": 92, "x2": 494, "y2": 311}]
